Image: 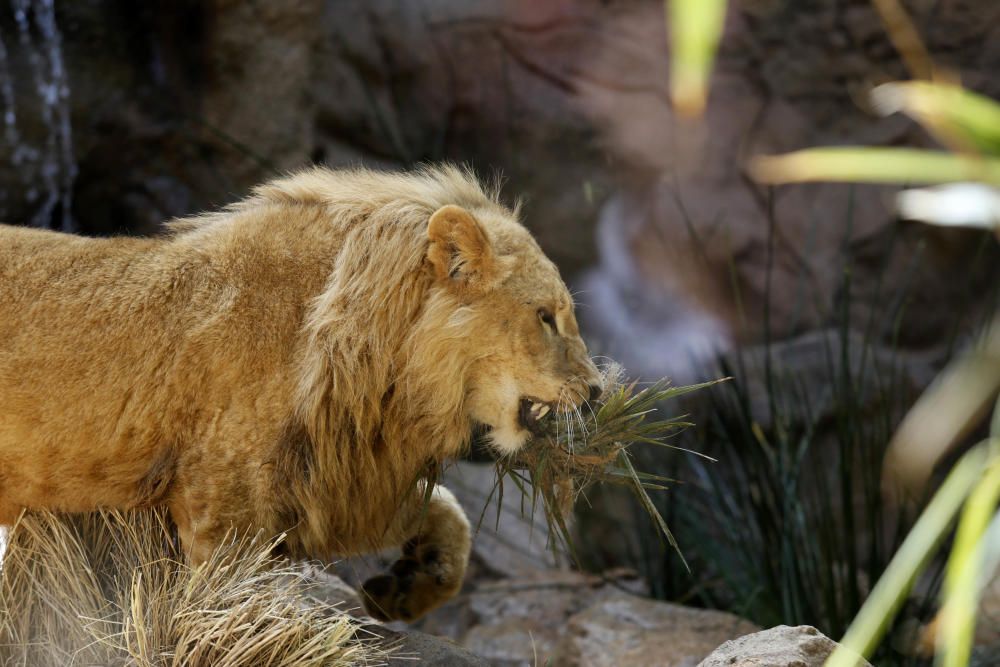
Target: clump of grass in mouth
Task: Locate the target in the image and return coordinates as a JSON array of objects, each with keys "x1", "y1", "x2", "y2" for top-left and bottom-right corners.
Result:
[{"x1": 491, "y1": 363, "x2": 725, "y2": 569}]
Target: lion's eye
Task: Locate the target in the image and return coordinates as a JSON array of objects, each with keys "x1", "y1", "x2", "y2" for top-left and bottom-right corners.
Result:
[{"x1": 537, "y1": 308, "x2": 556, "y2": 331}]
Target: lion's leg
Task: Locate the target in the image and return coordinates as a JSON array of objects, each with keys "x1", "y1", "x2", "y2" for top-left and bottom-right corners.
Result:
[
  {"x1": 168, "y1": 499, "x2": 222, "y2": 566},
  {"x1": 0, "y1": 500, "x2": 21, "y2": 525},
  {"x1": 167, "y1": 482, "x2": 257, "y2": 567},
  {"x1": 360, "y1": 484, "x2": 471, "y2": 622}
]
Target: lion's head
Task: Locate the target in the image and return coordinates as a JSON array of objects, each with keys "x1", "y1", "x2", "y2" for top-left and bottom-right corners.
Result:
[{"x1": 426, "y1": 204, "x2": 601, "y2": 455}]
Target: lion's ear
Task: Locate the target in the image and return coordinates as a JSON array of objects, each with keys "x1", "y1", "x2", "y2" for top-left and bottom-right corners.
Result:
[{"x1": 427, "y1": 205, "x2": 504, "y2": 291}]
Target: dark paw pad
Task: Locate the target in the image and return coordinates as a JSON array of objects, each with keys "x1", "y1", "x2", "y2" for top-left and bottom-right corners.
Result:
[
  {"x1": 390, "y1": 557, "x2": 420, "y2": 578},
  {"x1": 362, "y1": 574, "x2": 395, "y2": 599},
  {"x1": 361, "y1": 537, "x2": 461, "y2": 622}
]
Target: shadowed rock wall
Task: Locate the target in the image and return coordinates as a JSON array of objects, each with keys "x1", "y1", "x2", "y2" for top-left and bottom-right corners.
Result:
[{"x1": 1, "y1": 1, "x2": 995, "y2": 377}]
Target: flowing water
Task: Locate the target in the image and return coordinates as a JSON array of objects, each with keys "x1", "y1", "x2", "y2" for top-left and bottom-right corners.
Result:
[
  {"x1": 0, "y1": 0, "x2": 75, "y2": 230},
  {"x1": 578, "y1": 194, "x2": 731, "y2": 382}
]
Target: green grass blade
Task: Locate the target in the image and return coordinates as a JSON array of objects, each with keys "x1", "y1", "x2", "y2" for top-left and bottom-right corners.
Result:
[
  {"x1": 825, "y1": 442, "x2": 991, "y2": 667},
  {"x1": 938, "y1": 442, "x2": 1000, "y2": 667},
  {"x1": 621, "y1": 452, "x2": 689, "y2": 572}
]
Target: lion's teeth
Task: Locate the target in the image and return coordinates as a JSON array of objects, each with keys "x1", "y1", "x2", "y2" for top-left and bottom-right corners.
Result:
[{"x1": 536, "y1": 405, "x2": 550, "y2": 419}]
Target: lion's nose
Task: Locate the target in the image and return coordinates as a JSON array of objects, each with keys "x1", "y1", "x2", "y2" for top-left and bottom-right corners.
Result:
[{"x1": 587, "y1": 383, "x2": 602, "y2": 402}]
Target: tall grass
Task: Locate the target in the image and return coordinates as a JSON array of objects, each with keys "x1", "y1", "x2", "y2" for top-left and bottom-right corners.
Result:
[{"x1": 0, "y1": 509, "x2": 379, "y2": 666}]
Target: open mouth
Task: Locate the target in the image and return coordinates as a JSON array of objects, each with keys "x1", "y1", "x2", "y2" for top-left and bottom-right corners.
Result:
[{"x1": 518, "y1": 397, "x2": 555, "y2": 436}]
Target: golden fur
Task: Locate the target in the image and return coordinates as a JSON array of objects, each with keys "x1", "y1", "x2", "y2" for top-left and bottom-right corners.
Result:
[{"x1": 0, "y1": 165, "x2": 600, "y2": 620}]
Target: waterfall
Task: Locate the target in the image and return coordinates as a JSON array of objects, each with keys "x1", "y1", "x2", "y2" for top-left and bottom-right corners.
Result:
[
  {"x1": 1, "y1": 0, "x2": 75, "y2": 231},
  {"x1": 578, "y1": 193, "x2": 731, "y2": 382}
]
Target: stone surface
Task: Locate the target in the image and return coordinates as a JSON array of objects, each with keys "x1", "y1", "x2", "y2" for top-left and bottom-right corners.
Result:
[
  {"x1": 415, "y1": 568, "x2": 601, "y2": 665},
  {"x1": 300, "y1": 564, "x2": 366, "y2": 616},
  {"x1": 556, "y1": 594, "x2": 760, "y2": 667},
  {"x1": 721, "y1": 329, "x2": 939, "y2": 429},
  {"x1": 415, "y1": 567, "x2": 756, "y2": 667},
  {"x1": 697, "y1": 625, "x2": 872, "y2": 667},
  {"x1": 360, "y1": 624, "x2": 492, "y2": 667},
  {"x1": 309, "y1": 560, "x2": 755, "y2": 666},
  {"x1": 300, "y1": 568, "x2": 490, "y2": 665}
]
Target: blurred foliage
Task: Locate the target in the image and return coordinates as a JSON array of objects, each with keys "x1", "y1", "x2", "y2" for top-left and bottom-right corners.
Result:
[
  {"x1": 751, "y1": 78, "x2": 1000, "y2": 231},
  {"x1": 667, "y1": 1, "x2": 1000, "y2": 664},
  {"x1": 746, "y1": 37, "x2": 1000, "y2": 667},
  {"x1": 827, "y1": 426, "x2": 999, "y2": 667},
  {"x1": 667, "y1": 0, "x2": 727, "y2": 117}
]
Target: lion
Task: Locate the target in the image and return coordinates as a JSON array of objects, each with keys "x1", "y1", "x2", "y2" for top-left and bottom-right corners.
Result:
[{"x1": 0, "y1": 165, "x2": 602, "y2": 621}]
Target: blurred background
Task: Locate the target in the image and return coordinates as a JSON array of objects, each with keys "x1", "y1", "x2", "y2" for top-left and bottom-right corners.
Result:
[{"x1": 1, "y1": 1, "x2": 999, "y2": 665}]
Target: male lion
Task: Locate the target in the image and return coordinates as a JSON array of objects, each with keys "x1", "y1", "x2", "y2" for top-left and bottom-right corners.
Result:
[{"x1": 0, "y1": 165, "x2": 601, "y2": 621}]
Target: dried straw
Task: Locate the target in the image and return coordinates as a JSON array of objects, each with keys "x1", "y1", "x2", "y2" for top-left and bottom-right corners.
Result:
[{"x1": 0, "y1": 509, "x2": 381, "y2": 667}]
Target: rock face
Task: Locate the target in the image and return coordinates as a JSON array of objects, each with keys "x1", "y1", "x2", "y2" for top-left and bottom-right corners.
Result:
[
  {"x1": 0, "y1": 1, "x2": 995, "y2": 369},
  {"x1": 697, "y1": 625, "x2": 873, "y2": 667},
  {"x1": 296, "y1": 565, "x2": 490, "y2": 666}
]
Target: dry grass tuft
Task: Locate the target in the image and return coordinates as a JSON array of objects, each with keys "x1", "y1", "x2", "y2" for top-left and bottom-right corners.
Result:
[
  {"x1": 492, "y1": 364, "x2": 724, "y2": 567},
  {"x1": 0, "y1": 509, "x2": 381, "y2": 667}
]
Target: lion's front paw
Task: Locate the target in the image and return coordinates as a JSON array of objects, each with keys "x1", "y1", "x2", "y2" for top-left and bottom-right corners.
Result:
[{"x1": 360, "y1": 538, "x2": 462, "y2": 622}]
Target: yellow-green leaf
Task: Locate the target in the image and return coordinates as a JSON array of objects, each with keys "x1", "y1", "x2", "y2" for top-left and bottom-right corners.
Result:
[
  {"x1": 752, "y1": 147, "x2": 1000, "y2": 187},
  {"x1": 668, "y1": 0, "x2": 727, "y2": 117},
  {"x1": 872, "y1": 81, "x2": 1000, "y2": 155}
]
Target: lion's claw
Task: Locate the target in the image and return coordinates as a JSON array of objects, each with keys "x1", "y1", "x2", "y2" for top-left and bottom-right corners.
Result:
[{"x1": 361, "y1": 539, "x2": 459, "y2": 622}]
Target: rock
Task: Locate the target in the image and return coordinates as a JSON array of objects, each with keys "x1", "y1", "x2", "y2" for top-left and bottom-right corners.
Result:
[
  {"x1": 299, "y1": 564, "x2": 366, "y2": 616},
  {"x1": 418, "y1": 569, "x2": 601, "y2": 665},
  {"x1": 415, "y1": 567, "x2": 756, "y2": 667},
  {"x1": 719, "y1": 329, "x2": 939, "y2": 430},
  {"x1": 360, "y1": 624, "x2": 492, "y2": 667},
  {"x1": 697, "y1": 625, "x2": 872, "y2": 667},
  {"x1": 555, "y1": 594, "x2": 760, "y2": 667}
]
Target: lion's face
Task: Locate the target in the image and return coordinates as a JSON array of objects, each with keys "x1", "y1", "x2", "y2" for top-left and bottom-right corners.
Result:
[{"x1": 427, "y1": 205, "x2": 602, "y2": 455}]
